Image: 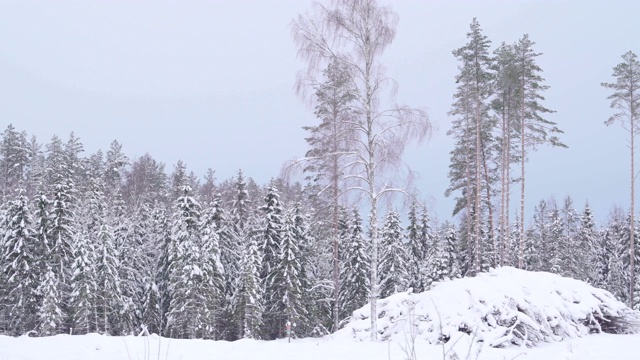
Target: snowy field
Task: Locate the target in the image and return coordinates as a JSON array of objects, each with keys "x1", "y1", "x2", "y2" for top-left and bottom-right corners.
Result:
[
  {"x1": 2, "y1": 267, "x2": 639, "y2": 360},
  {"x1": 1, "y1": 332, "x2": 639, "y2": 360}
]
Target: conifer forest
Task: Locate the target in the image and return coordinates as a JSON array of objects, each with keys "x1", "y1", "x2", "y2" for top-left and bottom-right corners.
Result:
[{"x1": 1, "y1": 0, "x2": 640, "y2": 342}]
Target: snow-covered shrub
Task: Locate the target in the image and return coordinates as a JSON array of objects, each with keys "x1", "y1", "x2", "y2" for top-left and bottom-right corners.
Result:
[{"x1": 341, "y1": 267, "x2": 640, "y2": 347}]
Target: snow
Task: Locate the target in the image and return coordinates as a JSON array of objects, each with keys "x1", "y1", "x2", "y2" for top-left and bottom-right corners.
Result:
[
  {"x1": 1, "y1": 332, "x2": 640, "y2": 360},
  {"x1": 2, "y1": 267, "x2": 639, "y2": 360},
  {"x1": 342, "y1": 267, "x2": 640, "y2": 347}
]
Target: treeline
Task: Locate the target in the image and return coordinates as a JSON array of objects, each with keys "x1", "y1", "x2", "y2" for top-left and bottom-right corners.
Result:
[
  {"x1": 0, "y1": 125, "x2": 638, "y2": 341},
  {"x1": 0, "y1": 126, "x2": 456, "y2": 339}
]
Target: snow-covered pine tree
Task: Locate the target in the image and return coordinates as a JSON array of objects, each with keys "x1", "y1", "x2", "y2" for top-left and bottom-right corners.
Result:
[
  {"x1": 235, "y1": 214, "x2": 264, "y2": 339},
  {"x1": 603, "y1": 207, "x2": 629, "y2": 301},
  {"x1": 524, "y1": 199, "x2": 550, "y2": 271},
  {"x1": 259, "y1": 182, "x2": 285, "y2": 340},
  {"x1": 69, "y1": 228, "x2": 96, "y2": 334},
  {"x1": 1, "y1": 189, "x2": 41, "y2": 335},
  {"x1": 222, "y1": 170, "x2": 249, "y2": 340},
  {"x1": 547, "y1": 206, "x2": 564, "y2": 275},
  {"x1": 0, "y1": 125, "x2": 30, "y2": 199},
  {"x1": 264, "y1": 205, "x2": 310, "y2": 339},
  {"x1": 379, "y1": 210, "x2": 408, "y2": 298},
  {"x1": 165, "y1": 185, "x2": 212, "y2": 339},
  {"x1": 338, "y1": 209, "x2": 370, "y2": 323},
  {"x1": 94, "y1": 224, "x2": 120, "y2": 335},
  {"x1": 109, "y1": 191, "x2": 137, "y2": 335},
  {"x1": 576, "y1": 203, "x2": 600, "y2": 284},
  {"x1": 37, "y1": 265, "x2": 64, "y2": 336},
  {"x1": 133, "y1": 202, "x2": 162, "y2": 336},
  {"x1": 431, "y1": 224, "x2": 461, "y2": 283},
  {"x1": 198, "y1": 201, "x2": 225, "y2": 339},
  {"x1": 406, "y1": 201, "x2": 427, "y2": 292}
]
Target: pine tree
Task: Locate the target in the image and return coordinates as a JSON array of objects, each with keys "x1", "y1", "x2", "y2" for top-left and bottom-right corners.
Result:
[
  {"x1": 265, "y1": 206, "x2": 310, "y2": 339},
  {"x1": 235, "y1": 215, "x2": 264, "y2": 339},
  {"x1": 69, "y1": 228, "x2": 96, "y2": 334},
  {"x1": 198, "y1": 202, "x2": 225, "y2": 339},
  {"x1": 260, "y1": 182, "x2": 285, "y2": 339},
  {"x1": 0, "y1": 125, "x2": 30, "y2": 198},
  {"x1": 1, "y1": 189, "x2": 41, "y2": 335},
  {"x1": 406, "y1": 201, "x2": 427, "y2": 292},
  {"x1": 576, "y1": 204, "x2": 601, "y2": 285},
  {"x1": 338, "y1": 209, "x2": 369, "y2": 322},
  {"x1": 602, "y1": 50, "x2": 640, "y2": 308},
  {"x1": 513, "y1": 34, "x2": 565, "y2": 268},
  {"x1": 37, "y1": 265, "x2": 64, "y2": 336},
  {"x1": 447, "y1": 18, "x2": 497, "y2": 275},
  {"x1": 94, "y1": 224, "x2": 120, "y2": 335},
  {"x1": 379, "y1": 210, "x2": 408, "y2": 298},
  {"x1": 165, "y1": 186, "x2": 210, "y2": 339}
]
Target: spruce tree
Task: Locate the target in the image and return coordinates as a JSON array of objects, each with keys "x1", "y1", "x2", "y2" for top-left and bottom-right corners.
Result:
[
  {"x1": 235, "y1": 214, "x2": 264, "y2": 339},
  {"x1": 1, "y1": 189, "x2": 40, "y2": 335},
  {"x1": 379, "y1": 210, "x2": 408, "y2": 298},
  {"x1": 260, "y1": 182, "x2": 285, "y2": 339},
  {"x1": 338, "y1": 209, "x2": 369, "y2": 322}
]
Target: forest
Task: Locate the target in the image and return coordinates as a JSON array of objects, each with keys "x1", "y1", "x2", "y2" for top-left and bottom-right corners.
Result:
[{"x1": 1, "y1": 0, "x2": 639, "y2": 342}]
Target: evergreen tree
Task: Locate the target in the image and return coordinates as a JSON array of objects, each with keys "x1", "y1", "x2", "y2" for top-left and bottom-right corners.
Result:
[
  {"x1": 94, "y1": 224, "x2": 120, "y2": 335},
  {"x1": 513, "y1": 34, "x2": 565, "y2": 268},
  {"x1": 406, "y1": 201, "x2": 428, "y2": 292},
  {"x1": 165, "y1": 186, "x2": 211, "y2": 338},
  {"x1": 338, "y1": 209, "x2": 369, "y2": 322},
  {"x1": 37, "y1": 265, "x2": 64, "y2": 336},
  {"x1": 1, "y1": 190, "x2": 40, "y2": 335},
  {"x1": 379, "y1": 210, "x2": 408, "y2": 298},
  {"x1": 602, "y1": 50, "x2": 640, "y2": 308},
  {"x1": 235, "y1": 215, "x2": 264, "y2": 339},
  {"x1": 447, "y1": 18, "x2": 497, "y2": 275},
  {"x1": 265, "y1": 206, "x2": 310, "y2": 339},
  {"x1": 69, "y1": 228, "x2": 96, "y2": 334},
  {"x1": 260, "y1": 182, "x2": 285, "y2": 339}
]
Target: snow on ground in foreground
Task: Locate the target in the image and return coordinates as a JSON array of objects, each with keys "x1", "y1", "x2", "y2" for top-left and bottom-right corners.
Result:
[
  {"x1": 344, "y1": 267, "x2": 640, "y2": 347},
  {"x1": 1, "y1": 332, "x2": 640, "y2": 360},
  {"x1": 2, "y1": 268, "x2": 639, "y2": 360}
]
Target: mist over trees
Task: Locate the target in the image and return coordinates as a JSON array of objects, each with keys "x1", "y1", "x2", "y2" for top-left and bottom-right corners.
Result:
[{"x1": 1, "y1": 0, "x2": 639, "y2": 341}]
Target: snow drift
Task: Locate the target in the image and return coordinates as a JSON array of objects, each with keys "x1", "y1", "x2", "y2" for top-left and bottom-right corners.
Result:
[{"x1": 342, "y1": 267, "x2": 640, "y2": 347}]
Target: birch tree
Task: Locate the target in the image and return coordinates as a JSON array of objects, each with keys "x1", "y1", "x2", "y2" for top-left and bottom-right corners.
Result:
[
  {"x1": 602, "y1": 50, "x2": 640, "y2": 308},
  {"x1": 292, "y1": 0, "x2": 430, "y2": 339}
]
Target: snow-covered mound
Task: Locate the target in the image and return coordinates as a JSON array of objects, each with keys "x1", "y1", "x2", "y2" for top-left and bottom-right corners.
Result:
[{"x1": 342, "y1": 267, "x2": 640, "y2": 347}]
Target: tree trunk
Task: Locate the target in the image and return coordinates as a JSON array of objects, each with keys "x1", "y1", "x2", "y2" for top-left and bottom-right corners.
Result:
[
  {"x1": 631, "y1": 114, "x2": 635, "y2": 308},
  {"x1": 519, "y1": 74, "x2": 526, "y2": 269}
]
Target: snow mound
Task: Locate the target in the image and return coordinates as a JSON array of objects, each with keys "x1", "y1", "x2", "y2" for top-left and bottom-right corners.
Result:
[{"x1": 341, "y1": 267, "x2": 640, "y2": 347}]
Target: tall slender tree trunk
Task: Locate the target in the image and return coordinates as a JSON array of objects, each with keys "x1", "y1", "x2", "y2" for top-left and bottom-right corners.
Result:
[
  {"x1": 481, "y1": 139, "x2": 494, "y2": 267},
  {"x1": 631, "y1": 115, "x2": 635, "y2": 308},
  {"x1": 519, "y1": 92, "x2": 526, "y2": 269},
  {"x1": 475, "y1": 97, "x2": 482, "y2": 274},
  {"x1": 332, "y1": 118, "x2": 340, "y2": 332}
]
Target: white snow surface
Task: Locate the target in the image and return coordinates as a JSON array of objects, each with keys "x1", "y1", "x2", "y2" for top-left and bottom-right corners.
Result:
[
  {"x1": 1, "y1": 332, "x2": 640, "y2": 360},
  {"x1": 2, "y1": 267, "x2": 640, "y2": 360},
  {"x1": 343, "y1": 267, "x2": 640, "y2": 347}
]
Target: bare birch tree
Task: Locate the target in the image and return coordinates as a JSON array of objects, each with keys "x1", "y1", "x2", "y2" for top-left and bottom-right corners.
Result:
[
  {"x1": 602, "y1": 50, "x2": 640, "y2": 308},
  {"x1": 291, "y1": 0, "x2": 430, "y2": 340}
]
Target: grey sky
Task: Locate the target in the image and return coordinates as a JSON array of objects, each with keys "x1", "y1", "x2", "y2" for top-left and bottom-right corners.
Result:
[{"x1": 0, "y1": 0, "x2": 638, "y2": 223}]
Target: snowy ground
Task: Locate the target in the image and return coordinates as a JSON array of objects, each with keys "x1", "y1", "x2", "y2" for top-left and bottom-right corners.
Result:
[
  {"x1": 1, "y1": 332, "x2": 639, "y2": 360},
  {"x1": 2, "y1": 268, "x2": 639, "y2": 360}
]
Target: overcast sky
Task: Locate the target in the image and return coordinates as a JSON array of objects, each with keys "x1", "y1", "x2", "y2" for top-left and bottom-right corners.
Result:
[{"x1": 0, "y1": 0, "x2": 638, "y2": 223}]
